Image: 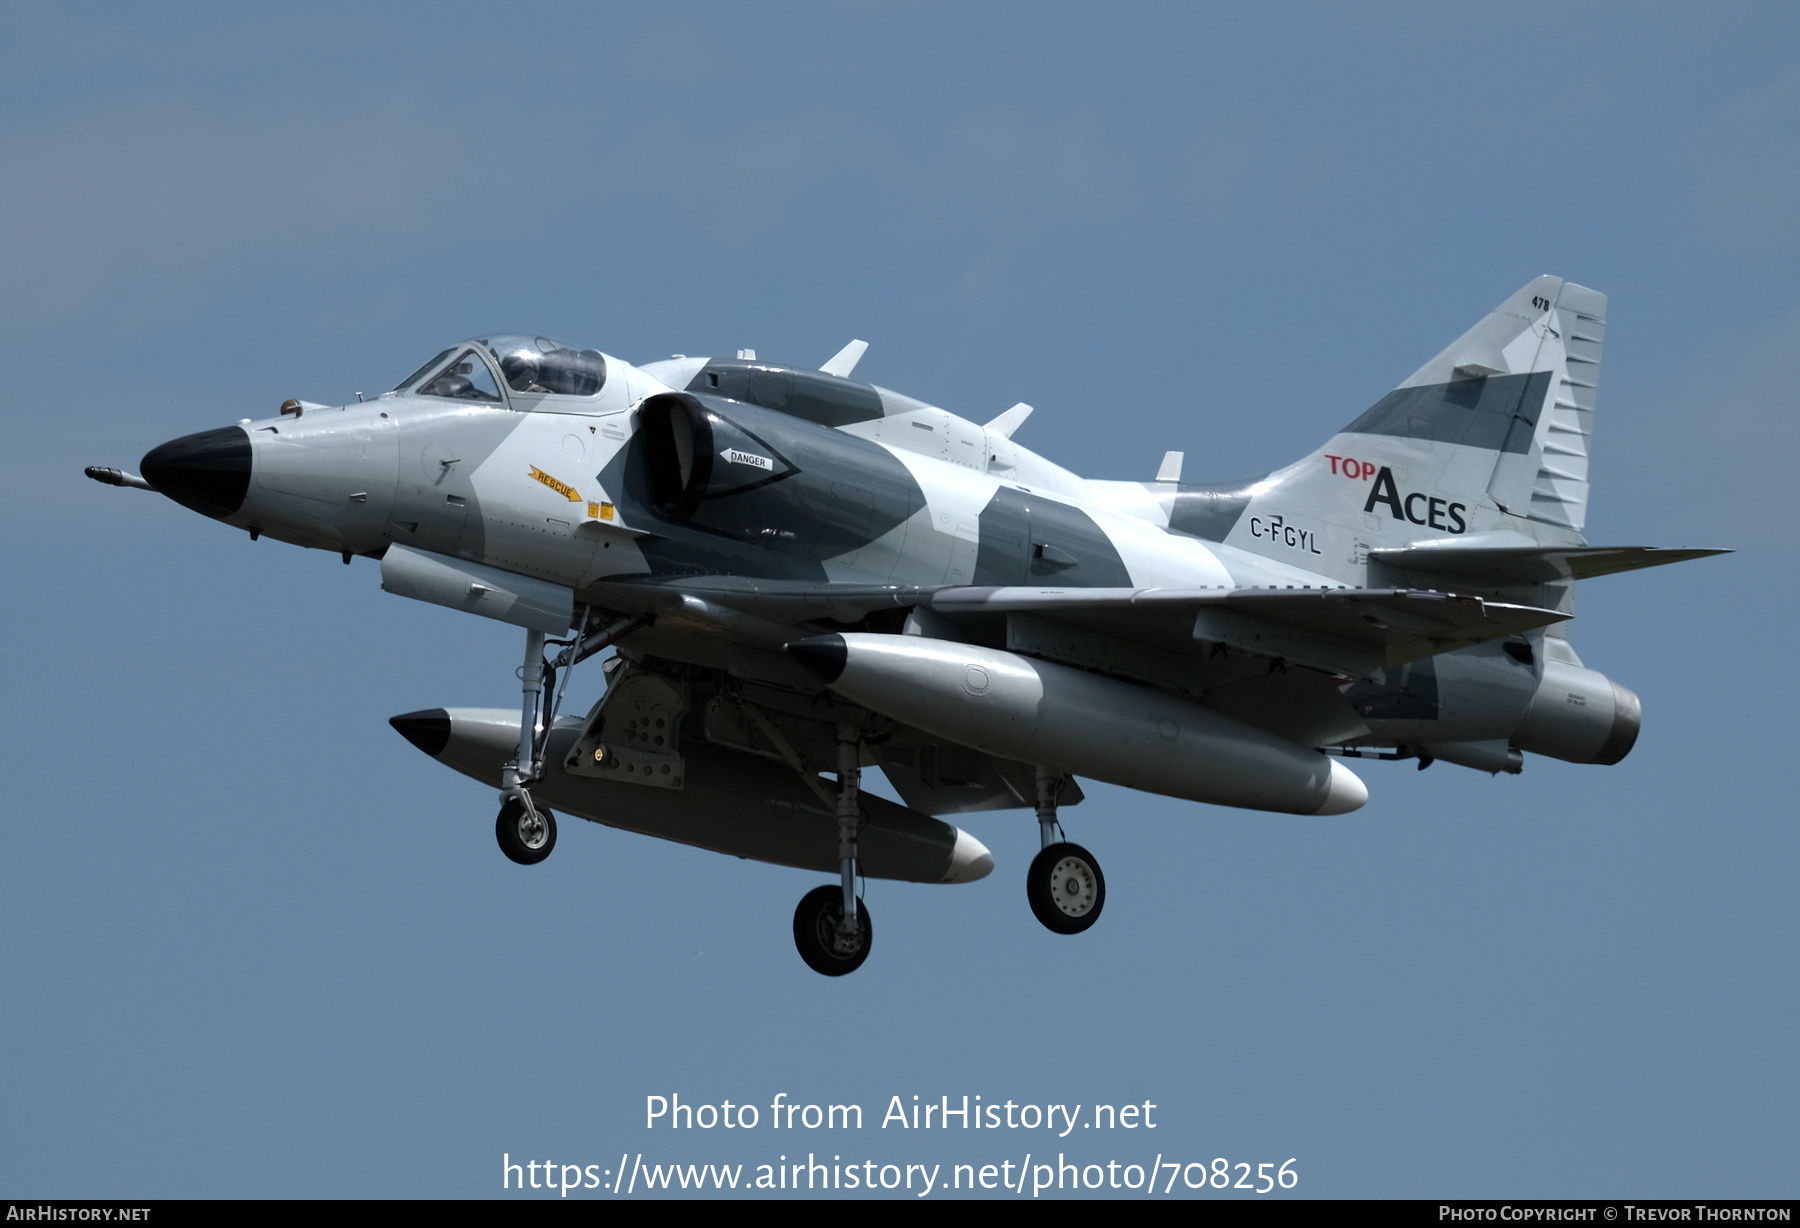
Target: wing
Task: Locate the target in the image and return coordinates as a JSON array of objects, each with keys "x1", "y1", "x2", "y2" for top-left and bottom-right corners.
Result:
[
  {"x1": 925, "y1": 585, "x2": 1567, "y2": 681},
  {"x1": 581, "y1": 576, "x2": 1559, "y2": 773},
  {"x1": 583, "y1": 577, "x2": 1563, "y2": 682}
]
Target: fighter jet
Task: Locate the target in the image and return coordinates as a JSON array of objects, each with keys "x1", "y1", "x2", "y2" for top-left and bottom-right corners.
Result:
[{"x1": 90, "y1": 276, "x2": 1723, "y2": 975}]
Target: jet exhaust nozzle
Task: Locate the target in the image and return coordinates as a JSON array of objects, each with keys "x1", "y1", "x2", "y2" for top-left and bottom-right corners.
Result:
[{"x1": 1513, "y1": 660, "x2": 1642, "y2": 765}]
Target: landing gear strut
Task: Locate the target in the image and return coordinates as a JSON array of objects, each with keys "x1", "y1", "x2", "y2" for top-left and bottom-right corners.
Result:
[
  {"x1": 487, "y1": 613, "x2": 645, "y2": 867},
  {"x1": 495, "y1": 627, "x2": 556, "y2": 864},
  {"x1": 793, "y1": 726, "x2": 873, "y2": 976},
  {"x1": 1026, "y1": 766, "x2": 1105, "y2": 934}
]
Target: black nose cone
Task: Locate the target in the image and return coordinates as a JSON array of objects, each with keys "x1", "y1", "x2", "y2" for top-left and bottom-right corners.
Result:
[
  {"x1": 390, "y1": 709, "x2": 452, "y2": 758},
  {"x1": 785, "y1": 634, "x2": 848, "y2": 683},
  {"x1": 141, "y1": 426, "x2": 251, "y2": 519}
]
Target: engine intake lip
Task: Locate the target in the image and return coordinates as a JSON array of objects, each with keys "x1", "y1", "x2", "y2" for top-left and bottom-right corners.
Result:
[{"x1": 638, "y1": 393, "x2": 714, "y2": 518}]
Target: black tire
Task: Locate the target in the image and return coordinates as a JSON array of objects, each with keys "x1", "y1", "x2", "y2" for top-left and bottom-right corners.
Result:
[
  {"x1": 496, "y1": 798, "x2": 557, "y2": 865},
  {"x1": 792, "y1": 885, "x2": 873, "y2": 976},
  {"x1": 1027, "y1": 842, "x2": 1105, "y2": 934}
]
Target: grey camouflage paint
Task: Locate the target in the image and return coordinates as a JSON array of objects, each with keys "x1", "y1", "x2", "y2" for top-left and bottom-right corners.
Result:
[{"x1": 130, "y1": 274, "x2": 1701, "y2": 852}]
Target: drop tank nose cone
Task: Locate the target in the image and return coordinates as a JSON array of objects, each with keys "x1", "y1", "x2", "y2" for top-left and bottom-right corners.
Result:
[
  {"x1": 785, "y1": 634, "x2": 848, "y2": 683},
  {"x1": 389, "y1": 709, "x2": 452, "y2": 758},
  {"x1": 140, "y1": 426, "x2": 251, "y2": 519}
]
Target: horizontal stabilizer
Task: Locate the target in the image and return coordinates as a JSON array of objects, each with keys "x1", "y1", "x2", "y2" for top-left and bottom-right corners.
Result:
[
  {"x1": 1371, "y1": 544, "x2": 1730, "y2": 583},
  {"x1": 820, "y1": 339, "x2": 868, "y2": 378}
]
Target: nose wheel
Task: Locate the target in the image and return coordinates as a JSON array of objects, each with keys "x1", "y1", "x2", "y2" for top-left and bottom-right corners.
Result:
[{"x1": 496, "y1": 796, "x2": 557, "y2": 864}]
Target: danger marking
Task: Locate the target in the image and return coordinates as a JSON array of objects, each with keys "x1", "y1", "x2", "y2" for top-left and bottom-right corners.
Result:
[{"x1": 721, "y1": 448, "x2": 774, "y2": 472}]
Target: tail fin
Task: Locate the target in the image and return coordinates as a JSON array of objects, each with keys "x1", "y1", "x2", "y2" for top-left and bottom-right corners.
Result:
[
  {"x1": 1213, "y1": 276, "x2": 1606, "y2": 571},
  {"x1": 1346, "y1": 274, "x2": 1606, "y2": 532}
]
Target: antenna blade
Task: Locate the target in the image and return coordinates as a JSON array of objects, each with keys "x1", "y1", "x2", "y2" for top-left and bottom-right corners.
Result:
[
  {"x1": 820, "y1": 339, "x2": 868, "y2": 378},
  {"x1": 985, "y1": 402, "x2": 1034, "y2": 438}
]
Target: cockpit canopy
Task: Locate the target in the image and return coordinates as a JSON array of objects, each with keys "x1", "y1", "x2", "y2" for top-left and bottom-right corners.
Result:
[
  {"x1": 393, "y1": 336, "x2": 609, "y2": 402},
  {"x1": 489, "y1": 335, "x2": 607, "y2": 397}
]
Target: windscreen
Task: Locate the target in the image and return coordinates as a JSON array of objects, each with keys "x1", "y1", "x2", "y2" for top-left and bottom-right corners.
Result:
[
  {"x1": 393, "y1": 348, "x2": 456, "y2": 392},
  {"x1": 418, "y1": 349, "x2": 502, "y2": 402}
]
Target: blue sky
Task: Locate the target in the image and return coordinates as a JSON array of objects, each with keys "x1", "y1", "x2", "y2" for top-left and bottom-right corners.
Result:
[{"x1": 1, "y1": 1, "x2": 1795, "y2": 1198}]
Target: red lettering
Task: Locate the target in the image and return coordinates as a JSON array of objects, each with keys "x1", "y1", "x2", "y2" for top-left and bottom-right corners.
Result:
[
  {"x1": 1325, "y1": 455, "x2": 1342, "y2": 474},
  {"x1": 1358, "y1": 460, "x2": 1375, "y2": 480}
]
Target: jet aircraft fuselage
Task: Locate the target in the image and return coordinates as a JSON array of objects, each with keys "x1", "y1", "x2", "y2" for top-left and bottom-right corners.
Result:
[{"x1": 104, "y1": 283, "x2": 1723, "y2": 975}]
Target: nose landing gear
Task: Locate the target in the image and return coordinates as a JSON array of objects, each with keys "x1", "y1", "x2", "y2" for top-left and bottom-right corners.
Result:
[
  {"x1": 497, "y1": 627, "x2": 552, "y2": 861},
  {"x1": 489, "y1": 614, "x2": 639, "y2": 869},
  {"x1": 1026, "y1": 767, "x2": 1105, "y2": 934}
]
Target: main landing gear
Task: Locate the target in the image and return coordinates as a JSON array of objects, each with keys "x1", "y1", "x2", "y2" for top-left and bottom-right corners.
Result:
[
  {"x1": 793, "y1": 726, "x2": 874, "y2": 976},
  {"x1": 1026, "y1": 766, "x2": 1106, "y2": 935}
]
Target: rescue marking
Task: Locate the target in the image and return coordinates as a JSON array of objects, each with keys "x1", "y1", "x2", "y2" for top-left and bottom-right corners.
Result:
[{"x1": 529, "y1": 465, "x2": 582, "y2": 502}]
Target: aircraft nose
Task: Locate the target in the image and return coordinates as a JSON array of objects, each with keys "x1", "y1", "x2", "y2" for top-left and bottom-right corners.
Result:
[{"x1": 141, "y1": 426, "x2": 252, "y2": 519}]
